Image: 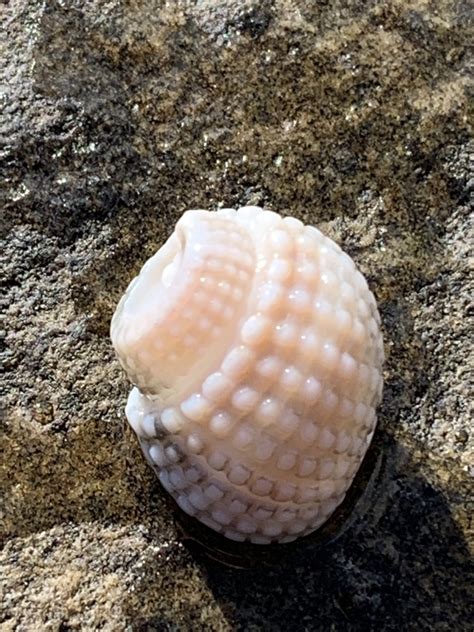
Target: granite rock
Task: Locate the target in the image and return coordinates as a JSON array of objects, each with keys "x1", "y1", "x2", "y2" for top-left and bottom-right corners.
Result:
[{"x1": 1, "y1": 0, "x2": 473, "y2": 630}]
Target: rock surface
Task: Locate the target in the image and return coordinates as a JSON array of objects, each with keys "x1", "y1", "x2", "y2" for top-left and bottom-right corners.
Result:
[{"x1": 1, "y1": 0, "x2": 472, "y2": 630}]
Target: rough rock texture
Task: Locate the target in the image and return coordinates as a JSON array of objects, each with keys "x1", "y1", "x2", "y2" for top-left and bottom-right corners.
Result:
[{"x1": 1, "y1": 0, "x2": 472, "y2": 630}]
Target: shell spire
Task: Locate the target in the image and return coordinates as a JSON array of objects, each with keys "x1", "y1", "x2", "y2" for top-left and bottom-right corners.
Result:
[
  {"x1": 111, "y1": 210, "x2": 256, "y2": 399},
  {"x1": 111, "y1": 206, "x2": 384, "y2": 544}
]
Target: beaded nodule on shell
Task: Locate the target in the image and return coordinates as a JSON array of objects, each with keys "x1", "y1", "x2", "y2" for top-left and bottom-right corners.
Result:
[{"x1": 111, "y1": 206, "x2": 384, "y2": 544}]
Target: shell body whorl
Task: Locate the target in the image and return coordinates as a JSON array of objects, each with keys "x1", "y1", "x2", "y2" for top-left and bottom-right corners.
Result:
[{"x1": 111, "y1": 206, "x2": 384, "y2": 544}]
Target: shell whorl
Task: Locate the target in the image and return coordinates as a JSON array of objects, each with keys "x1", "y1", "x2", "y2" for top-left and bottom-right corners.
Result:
[
  {"x1": 111, "y1": 206, "x2": 384, "y2": 544},
  {"x1": 111, "y1": 210, "x2": 256, "y2": 400}
]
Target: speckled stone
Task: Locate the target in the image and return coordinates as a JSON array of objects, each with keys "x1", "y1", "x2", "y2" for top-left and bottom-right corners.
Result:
[{"x1": 1, "y1": 0, "x2": 472, "y2": 630}]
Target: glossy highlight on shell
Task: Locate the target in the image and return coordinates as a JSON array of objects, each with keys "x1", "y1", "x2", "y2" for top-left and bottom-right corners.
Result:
[{"x1": 111, "y1": 206, "x2": 384, "y2": 544}]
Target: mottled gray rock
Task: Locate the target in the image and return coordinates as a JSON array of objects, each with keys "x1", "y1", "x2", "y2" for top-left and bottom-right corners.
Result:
[{"x1": 1, "y1": 0, "x2": 473, "y2": 630}]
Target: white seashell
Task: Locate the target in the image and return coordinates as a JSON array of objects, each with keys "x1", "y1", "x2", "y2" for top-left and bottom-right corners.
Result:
[{"x1": 111, "y1": 206, "x2": 384, "y2": 544}]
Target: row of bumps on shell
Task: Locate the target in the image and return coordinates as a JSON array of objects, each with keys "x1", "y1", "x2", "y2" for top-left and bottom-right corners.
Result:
[{"x1": 119, "y1": 207, "x2": 384, "y2": 544}]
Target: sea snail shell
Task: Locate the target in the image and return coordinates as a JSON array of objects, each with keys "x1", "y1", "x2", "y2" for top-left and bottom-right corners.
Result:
[{"x1": 111, "y1": 206, "x2": 384, "y2": 544}]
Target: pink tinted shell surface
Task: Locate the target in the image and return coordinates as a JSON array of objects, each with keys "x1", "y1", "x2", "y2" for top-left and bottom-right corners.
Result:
[{"x1": 111, "y1": 206, "x2": 384, "y2": 544}]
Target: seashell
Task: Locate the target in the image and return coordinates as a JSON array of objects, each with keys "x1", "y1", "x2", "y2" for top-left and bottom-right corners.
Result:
[{"x1": 111, "y1": 206, "x2": 384, "y2": 544}]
